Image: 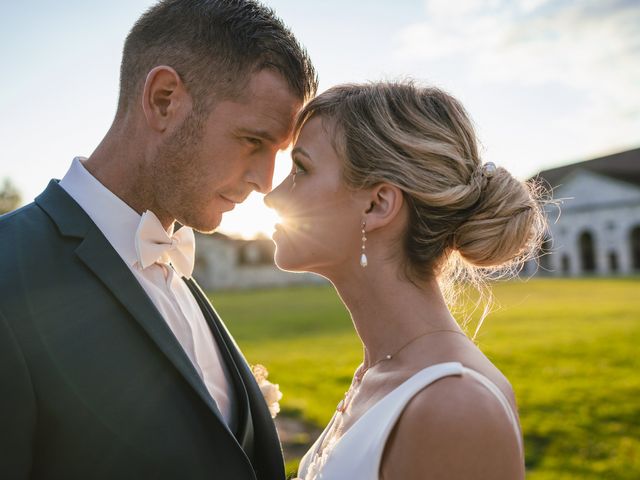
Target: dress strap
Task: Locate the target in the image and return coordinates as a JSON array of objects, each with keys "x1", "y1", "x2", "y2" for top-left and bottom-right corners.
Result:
[
  {"x1": 297, "y1": 362, "x2": 523, "y2": 480},
  {"x1": 461, "y1": 367, "x2": 524, "y2": 458}
]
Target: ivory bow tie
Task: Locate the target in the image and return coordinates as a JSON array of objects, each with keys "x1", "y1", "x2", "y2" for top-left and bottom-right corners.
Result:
[{"x1": 134, "y1": 210, "x2": 196, "y2": 278}]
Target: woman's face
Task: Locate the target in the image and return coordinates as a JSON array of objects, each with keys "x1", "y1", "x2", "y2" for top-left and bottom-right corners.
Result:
[{"x1": 264, "y1": 116, "x2": 366, "y2": 276}]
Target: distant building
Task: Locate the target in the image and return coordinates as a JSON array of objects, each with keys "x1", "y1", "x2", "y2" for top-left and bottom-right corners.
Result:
[
  {"x1": 193, "y1": 232, "x2": 326, "y2": 290},
  {"x1": 531, "y1": 147, "x2": 640, "y2": 276}
]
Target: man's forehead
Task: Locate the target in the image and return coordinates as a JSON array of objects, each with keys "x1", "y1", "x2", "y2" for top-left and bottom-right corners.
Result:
[{"x1": 238, "y1": 68, "x2": 301, "y2": 105}]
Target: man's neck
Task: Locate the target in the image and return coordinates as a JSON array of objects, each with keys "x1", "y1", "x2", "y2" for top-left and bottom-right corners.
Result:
[{"x1": 83, "y1": 124, "x2": 176, "y2": 231}]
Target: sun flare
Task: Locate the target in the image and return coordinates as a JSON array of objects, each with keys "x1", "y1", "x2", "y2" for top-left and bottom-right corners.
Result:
[{"x1": 217, "y1": 150, "x2": 291, "y2": 239}]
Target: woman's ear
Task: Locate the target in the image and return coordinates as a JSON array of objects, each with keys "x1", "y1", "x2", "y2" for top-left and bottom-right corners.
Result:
[
  {"x1": 362, "y1": 183, "x2": 405, "y2": 231},
  {"x1": 141, "y1": 66, "x2": 191, "y2": 132}
]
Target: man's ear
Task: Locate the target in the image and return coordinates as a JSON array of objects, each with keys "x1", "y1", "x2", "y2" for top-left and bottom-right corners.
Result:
[
  {"x1": 141, "y1": 66, "x2": 191, "y2": 132},
  {"x1": 362, "y1": 183, "x2": 405, "y2": 231}
]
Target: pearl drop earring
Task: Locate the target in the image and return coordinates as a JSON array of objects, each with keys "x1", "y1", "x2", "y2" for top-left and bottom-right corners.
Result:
[{"x1": 360, "y1": 221, "x2": 368, "y2": 268}]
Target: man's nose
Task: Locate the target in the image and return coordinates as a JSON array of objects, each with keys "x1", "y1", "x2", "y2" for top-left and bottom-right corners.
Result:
[{"x1": 246, "y1": 152, "x2": 276, "y2": 194}]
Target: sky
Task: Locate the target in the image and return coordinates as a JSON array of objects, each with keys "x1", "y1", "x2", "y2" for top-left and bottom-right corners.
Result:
[{"x1": 1, "y1": 0, "x2": 639, "y2": 238}]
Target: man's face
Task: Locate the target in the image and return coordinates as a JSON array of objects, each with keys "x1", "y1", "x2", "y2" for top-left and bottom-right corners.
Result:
[{"x1": 152, "y1": 69, "x2": 302, "y2": 232}]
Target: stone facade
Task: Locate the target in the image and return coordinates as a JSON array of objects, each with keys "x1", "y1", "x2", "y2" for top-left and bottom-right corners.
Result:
[
  {"x1": 527, "y1": 148, "x2": 640, "y2": 277},
  {"x1": 193, "y1": 232, "x2": 326, "y2": 290}
]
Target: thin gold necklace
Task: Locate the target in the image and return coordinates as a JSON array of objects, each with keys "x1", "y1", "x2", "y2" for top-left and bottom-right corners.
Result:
[
  {"x1": 311, "y1": 328, "x2": 468, "y2": 467},
  {"x1": 336, "y1": 328, "x2": 468, "y2": 413}
]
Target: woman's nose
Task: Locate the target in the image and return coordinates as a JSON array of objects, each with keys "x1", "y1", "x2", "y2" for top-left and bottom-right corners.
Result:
[
  {"x1": 263, "y1": 190, "x2": 275, "y2": 209},
  {"x1": 263, "y1": 177, "x2": 288, "y2": 211}
]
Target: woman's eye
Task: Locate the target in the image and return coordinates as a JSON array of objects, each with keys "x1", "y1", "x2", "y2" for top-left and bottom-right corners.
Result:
[{"x1": 291, "y1": 160, "x2": 306, "y2": 182}]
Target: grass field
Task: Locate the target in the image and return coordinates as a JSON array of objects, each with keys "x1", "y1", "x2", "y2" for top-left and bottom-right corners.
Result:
[{"x1": 209, "y1": 278, "x2": 640, "y2": 479}]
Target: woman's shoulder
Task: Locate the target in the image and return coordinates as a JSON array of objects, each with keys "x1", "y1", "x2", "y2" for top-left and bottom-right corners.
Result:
[{"x1": 380, "y1": 365, "x2": 524, "y2": 480}]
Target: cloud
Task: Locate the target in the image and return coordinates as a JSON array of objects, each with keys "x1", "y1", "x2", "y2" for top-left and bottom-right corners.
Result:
[
  {"x1": 396, "y1": 0, "x2": 640, "y2": 115},
  {"x1": 393, "y1": 0, "x2": 640, "y2": 168},
  {"x1": 424, "y1": 0, "x2": 503, "y2": 18}
]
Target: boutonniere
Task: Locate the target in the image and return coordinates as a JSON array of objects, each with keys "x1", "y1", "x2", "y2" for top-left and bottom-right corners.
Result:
[{"x1": 251, "y1": 364, "x2": 283, "y2": 418}]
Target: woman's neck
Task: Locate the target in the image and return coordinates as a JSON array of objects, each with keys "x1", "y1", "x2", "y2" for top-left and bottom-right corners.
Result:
[{"x1": 330, "y1": 261, "x2": 462, "y2": 369}]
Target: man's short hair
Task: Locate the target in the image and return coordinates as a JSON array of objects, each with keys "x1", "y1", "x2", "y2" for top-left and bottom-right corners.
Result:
[{"x1": 117, "y1": 0, "x2": 317, "y2": 116}]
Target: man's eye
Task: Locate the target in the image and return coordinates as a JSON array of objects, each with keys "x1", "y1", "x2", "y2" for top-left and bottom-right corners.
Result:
[{"x1": 245, "y1": 137, "x2": 262, "y2": 147}]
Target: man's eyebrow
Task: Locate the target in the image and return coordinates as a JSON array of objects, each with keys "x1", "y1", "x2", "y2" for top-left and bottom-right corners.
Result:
[
  {"x1": 237, "y1": 128, "x2": 277, "y2": 144},
  {"x1": 291, "y1": 147, "x2": 312, "y2": 159}
]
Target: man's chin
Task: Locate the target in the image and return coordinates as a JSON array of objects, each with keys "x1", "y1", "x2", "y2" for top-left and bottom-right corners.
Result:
[{"x1": 179, "y1": 211, "x2": 223, "y2": 234}]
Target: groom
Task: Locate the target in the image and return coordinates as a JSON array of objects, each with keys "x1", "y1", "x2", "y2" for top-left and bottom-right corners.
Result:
[{"x1": 0, "y1": 1, "x2": 316, "y2": 479}]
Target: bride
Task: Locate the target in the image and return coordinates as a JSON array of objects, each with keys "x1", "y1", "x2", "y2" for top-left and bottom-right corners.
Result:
[{"x1": 264, "y1": 81, "x2": 543, "y2": 480}]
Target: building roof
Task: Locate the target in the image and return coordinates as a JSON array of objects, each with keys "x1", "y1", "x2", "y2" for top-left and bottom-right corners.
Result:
[{"x1": 534, "y1": 147, "x2": 640, "y2": 189}]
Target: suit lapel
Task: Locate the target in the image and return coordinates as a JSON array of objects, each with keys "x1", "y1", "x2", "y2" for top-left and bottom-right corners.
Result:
[
  {"x1": 74, "y1": 228, "x2": 232, "y2": 423},
  {"x1": 35, "y1": 181, "x2": 232, "y2": 432},
  {"x1": 36, "y1": 180, "x2": 283, "y2": 479}
]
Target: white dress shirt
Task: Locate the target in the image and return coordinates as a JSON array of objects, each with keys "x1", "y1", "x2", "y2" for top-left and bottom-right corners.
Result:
[{"x1": 60, "y1": 157, "x2": 237, "y2": 429}]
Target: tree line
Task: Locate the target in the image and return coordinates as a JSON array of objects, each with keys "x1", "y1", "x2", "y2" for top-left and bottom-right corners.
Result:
[{"x1": 0, "y1": 178, "x2": 21, "y2": 215}]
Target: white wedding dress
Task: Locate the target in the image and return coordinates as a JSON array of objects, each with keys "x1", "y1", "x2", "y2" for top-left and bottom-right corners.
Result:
[{"x1": 296, "y1": 362, "x2": 523, "y2": 480}]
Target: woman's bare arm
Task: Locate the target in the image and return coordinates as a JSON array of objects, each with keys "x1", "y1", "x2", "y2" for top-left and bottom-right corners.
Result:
[{"x1": 380, "y1": 375, "x2": 524, "y2": 480}]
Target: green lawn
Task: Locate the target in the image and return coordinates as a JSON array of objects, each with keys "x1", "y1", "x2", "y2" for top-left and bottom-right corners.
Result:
[{"x1": 209, "y1": 278, "x2": 640, "y2": 479}]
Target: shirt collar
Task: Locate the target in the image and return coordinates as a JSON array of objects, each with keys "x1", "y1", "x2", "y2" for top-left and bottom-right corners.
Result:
[{"x1": 59, "y1": 157, "x2": 142, "y2": 267}]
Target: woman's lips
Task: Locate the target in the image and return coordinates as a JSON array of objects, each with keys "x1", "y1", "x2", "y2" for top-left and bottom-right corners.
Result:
[
  {"x1": 273, "y1": 222, "x2": 288, "y2": 233},
  {"x1": 272, "y1": 223, "x2": 286, "y2": 240},
  {"x1": 274, "y1": 218, "x2": 311, "y2": 233}
]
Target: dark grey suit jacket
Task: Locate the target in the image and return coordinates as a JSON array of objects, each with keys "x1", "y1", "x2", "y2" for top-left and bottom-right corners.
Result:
[{"x1": 0, "y1": 181, "x2": 285, "y2": 480}]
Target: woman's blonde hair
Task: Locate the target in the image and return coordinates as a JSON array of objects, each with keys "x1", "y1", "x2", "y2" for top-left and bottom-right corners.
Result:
[{"x1": 296, "y1": 81, "x2": 546, "y2": 330}]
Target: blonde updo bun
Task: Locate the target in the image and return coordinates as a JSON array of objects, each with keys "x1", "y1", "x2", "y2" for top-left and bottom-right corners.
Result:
[
  {"x1": 295, "y1": 81, "x2": 546, "y2": 287},
  {"x1": 453, "y1": 167, "x2": 545, "y2": 268}
]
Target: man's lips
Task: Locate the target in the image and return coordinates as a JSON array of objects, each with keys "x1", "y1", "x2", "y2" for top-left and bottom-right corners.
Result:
[{"x1": 219, "y1": 194, "x2": 239, "y2": 211}]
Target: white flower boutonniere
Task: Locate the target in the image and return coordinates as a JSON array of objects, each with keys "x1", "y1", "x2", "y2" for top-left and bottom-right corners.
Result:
[{"x1": 251, "y1": 364, "x2": 283, "y2": 418}]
